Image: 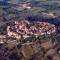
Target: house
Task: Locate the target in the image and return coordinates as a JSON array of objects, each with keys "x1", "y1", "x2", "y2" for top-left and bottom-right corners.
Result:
[
  {"x1": 13, "y1": 3, "x2": 32, "y2": 11},
  {"x1": 7, "y1": 26, "x2": 21, "y2": 39},
  {"x1": 18, "y1": 3, "x2": 31, "y2": 9}
]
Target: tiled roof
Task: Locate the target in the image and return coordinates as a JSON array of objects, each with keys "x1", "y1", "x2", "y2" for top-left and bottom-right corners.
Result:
[{"x1": 7, "y1": 20, "x2": 56, "y2": 39}]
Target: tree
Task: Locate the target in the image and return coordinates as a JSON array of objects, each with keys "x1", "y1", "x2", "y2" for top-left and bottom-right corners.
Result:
[{"x1": 29, "y1": 35, "x2": 36, "y2": 42}]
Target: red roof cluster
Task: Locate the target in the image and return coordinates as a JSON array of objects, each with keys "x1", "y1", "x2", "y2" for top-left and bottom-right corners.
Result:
[{"x1": 7, "y1": 20, "x2": 56, "y2": 39}]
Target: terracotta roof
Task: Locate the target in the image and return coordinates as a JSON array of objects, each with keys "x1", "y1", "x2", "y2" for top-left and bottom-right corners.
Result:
[{"x1": 7, "y1": 20, "x2": 56, "y2": 39}]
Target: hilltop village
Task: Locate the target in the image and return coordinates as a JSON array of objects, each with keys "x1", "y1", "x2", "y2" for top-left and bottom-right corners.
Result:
[
  {"x1": 0, "y1": 20, "x2": 60, "y2": 60},
  {"x1": 1, "y1": 19, "x2": 60, "y2": 60},
  {"x1": 0, "y1": 20, "x2": 56, "y2": 44}
]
